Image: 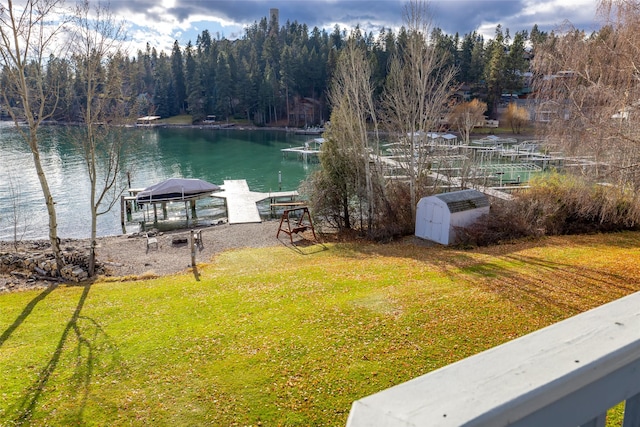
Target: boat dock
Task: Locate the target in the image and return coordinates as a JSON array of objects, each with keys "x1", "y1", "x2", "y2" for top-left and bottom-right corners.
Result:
[
  {"x1": 212, "y1": 180, "x2": 298, "y2": 224},
  {"x1": 372, "y1": 154, "x2": 514, "y2": 201},
  {"x1": 281, "y1": 137, "x2": 324, "y2": 163},
  {"x1": 121, "y1": 179, "x2": 299, "y2": 231}
]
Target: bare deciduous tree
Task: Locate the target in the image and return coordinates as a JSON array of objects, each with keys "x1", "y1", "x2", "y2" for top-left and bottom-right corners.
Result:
[
  {"x1": 448, "y1": 98, "x2": 487, "y2": 144},
  {"x1": 381, "y1": 0, "x2": 457, "y2": 220},
  {"x1": 318, "y1": 35, "x2": 381, "y2": 233},
  {"x1": 72, "y1": 0, "x2": 128, "y2": 275},
  {"x1": 504, "y1": 102, "x2": 529, "y2": 134},
  {"x1": 533, "y1": 0, "x2": 640, "y2": 190},
  {"x1": 0, "y1": 0, "x2": 69, "y2": 269}
]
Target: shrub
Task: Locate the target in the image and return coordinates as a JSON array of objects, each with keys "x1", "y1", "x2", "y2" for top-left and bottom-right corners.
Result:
[
  {"x1": 463, "y1": 173, "x2": 640, "y2": 246},
  {"x1": 370, "y1": 180, "x2": 414, "y2": 240}
]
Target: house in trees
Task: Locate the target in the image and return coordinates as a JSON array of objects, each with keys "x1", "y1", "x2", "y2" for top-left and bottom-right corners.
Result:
[
  {"x1": 289, "y1": 97, "x2": 323, "y2": 127},
  {"x1": 453, "y1": 84, "x2": 473, "y2": 102}
]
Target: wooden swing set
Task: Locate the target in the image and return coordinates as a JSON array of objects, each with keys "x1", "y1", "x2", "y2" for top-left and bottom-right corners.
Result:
[{"x1": 276, "y1": 206, "x2": 317, "y2": 244}]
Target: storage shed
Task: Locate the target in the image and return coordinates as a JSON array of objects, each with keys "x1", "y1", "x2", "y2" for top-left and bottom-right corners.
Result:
[{"x1": 415, "y1": 189, "x2": 490, "y2": 245}]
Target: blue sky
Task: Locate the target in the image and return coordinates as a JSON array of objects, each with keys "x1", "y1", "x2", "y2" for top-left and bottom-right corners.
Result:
[{"x1": 107, "y1": 0, "x2": 600, "y2": 54}]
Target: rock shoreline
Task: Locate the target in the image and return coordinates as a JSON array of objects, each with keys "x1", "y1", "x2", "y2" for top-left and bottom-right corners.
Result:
[{"x1": 0, "y1": 241, "x2": 100, "y2": 293}]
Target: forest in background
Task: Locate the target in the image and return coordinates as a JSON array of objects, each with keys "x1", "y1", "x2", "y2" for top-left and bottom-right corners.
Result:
[{"x1": 0, "y1": 9, "x2": 544, "y2": 127}]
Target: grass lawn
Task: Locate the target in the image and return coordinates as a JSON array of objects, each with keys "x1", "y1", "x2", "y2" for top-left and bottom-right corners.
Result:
[
  {"x1": 157, "y1": 114, "x2": 193, "y2": 125},
  {"x1": 2, "y1": 232, "x2": 640, "y2": 426}
]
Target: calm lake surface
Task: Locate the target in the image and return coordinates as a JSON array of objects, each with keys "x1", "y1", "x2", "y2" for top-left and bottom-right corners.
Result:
[{"x1": 0, "y1": 121, "x2": 313, "y2": 240}]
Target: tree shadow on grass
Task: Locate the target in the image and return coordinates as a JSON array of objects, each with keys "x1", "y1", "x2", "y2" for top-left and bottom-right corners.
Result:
[
  {"x1": 0, "y1": 284, "x2": 58, "y2": 348},
  {"x1": 277, "y1": 234, "x2": 328, "y2": 255},
  {"x1": 9, "y1": 282, "x2": 118, "y2": 426},
  {"x1": 456, "y1": 253, "x2": 640, "y2": 316},
  {"x1": 332, "y1": 233, "x2": 640, "y2": 316}
]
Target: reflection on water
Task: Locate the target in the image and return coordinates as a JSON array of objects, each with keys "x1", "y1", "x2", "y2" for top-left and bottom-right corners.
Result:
[{"x1": 0, "y1": 123, "x2": 312, "y2": 240}]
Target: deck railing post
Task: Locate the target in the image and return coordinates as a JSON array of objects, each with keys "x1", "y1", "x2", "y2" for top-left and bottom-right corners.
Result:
[{"x1": 623, "y1": 393, "x2": 640, "y2": 427}]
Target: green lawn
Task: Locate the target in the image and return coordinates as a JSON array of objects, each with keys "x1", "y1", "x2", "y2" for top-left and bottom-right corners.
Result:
[
  {"x1": 157, "y1": 114, "x2": 193, "y2": 125},
  {"x1": 2, "y1": 232, "x2": 640, "y2": 426}
]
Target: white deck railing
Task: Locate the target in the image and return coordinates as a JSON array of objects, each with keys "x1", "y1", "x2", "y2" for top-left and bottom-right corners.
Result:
[{"x1": 347, "y1": 291, "x2": 640, "y2": 427}]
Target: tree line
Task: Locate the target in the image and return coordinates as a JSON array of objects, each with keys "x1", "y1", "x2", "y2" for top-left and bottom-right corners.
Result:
[{"x1": 1, "y1": 7, "x2": 541, "y2": 127}]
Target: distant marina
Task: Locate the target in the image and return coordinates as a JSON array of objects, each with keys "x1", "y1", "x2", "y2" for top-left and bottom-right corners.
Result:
[{"x1": 280, "y1": 130, "x2": 600, "y2": 201}]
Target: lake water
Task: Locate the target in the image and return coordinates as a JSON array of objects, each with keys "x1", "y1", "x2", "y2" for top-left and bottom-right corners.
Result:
[{"x1": 0, "y1": 122, "x2": 313, "y2": 240}]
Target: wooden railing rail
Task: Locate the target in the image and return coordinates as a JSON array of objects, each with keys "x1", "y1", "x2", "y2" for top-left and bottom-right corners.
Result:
[{"x1": 347, "y1": 291, "x2": 640, "y2": 427}]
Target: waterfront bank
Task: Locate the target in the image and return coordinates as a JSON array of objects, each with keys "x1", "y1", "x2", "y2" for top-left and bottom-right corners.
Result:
[{"x1": 0, "y1": 124, "x2": 313, "y2": 241}]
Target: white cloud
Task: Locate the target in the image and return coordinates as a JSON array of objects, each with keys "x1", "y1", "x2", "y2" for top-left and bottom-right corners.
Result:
[
  {"x1": 519, "y1": 0, "x2": 598, "y2": 27},
  {"x1": 109, "y1": 0, "x2": 600, "y2": 54}
]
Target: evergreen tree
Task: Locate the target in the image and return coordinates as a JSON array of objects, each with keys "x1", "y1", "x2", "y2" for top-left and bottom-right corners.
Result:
[
  {"x1": 153, "y1": 52, "x2": 172, "y2": 117},
  {"x1": 458, "y1": 32, "x2": 476, "y2": 83},
  {"x1": 236, "y1": 54, "x2": 258, "y2": 122},
  {"x1": 185, "y1": 41, "x2": 206, "y2": 122},
  {"x1": 504, "y1": 30, "x2": 528, "y2": 95},
  {"x1": 431, "y1": 28, "x2": 458, "y2": 72},
  {"x1": 530, "y1": 24, "x2": 548, "y2": 50},
  {"x1": 171, "y1": 40, "x2": 186, "y2": 114},
  {"x1": 45, "y1": 56, "x2": 74, "y2": 121},
  {"x1": 280, "y1": 44, "x2": 296, "y2": 125},
  {"x1": 260, "y1": 62, "x2": 278, "y2": 123},
  {"x1": 330, "y1": 24, "x2": 344, "y2": 50},
  {"x1": 245, "y1": 45, "x2": 262, "y2": 123},
  {"x1": 470, "y1": 34, "x2": 485, "y2": 84},
  {"x1": 485, "y1": 25, "x2": 507, "y2": 119},
  {"x1": 215, "y1": 51, "x2": 232, "y2": 119},
  {"x1": 197, "y1": 30, "x2": 217, "y2": 116}
]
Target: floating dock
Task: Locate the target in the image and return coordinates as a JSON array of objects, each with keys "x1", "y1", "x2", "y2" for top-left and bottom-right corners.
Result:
[
  {"x1": 281, "y1": 137, "x2": 324, "y2": 163},
  {"x1": 212, "y1": 180, "x2": 298, "y2": 224}
]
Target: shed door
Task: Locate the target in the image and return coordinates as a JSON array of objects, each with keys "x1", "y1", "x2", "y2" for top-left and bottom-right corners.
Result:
[{"x1": 428, "y1": 204, "x2": 445, "y2": 243}]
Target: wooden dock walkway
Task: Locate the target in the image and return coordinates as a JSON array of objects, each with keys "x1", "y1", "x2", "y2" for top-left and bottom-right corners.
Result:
[
  {"x1": 212, "y1": 179, "x2": 298, "y2": 224},
  {"x1": 373, "y1": 154, "x2": 514, "y2": 201}
]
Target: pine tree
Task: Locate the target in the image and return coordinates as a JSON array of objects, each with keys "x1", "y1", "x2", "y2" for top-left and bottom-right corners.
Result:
[
  {"x1": 215, "y1": 51, "x2": 232, "y2": 120},
  {"x1": 171, "y1": 41, "x2": 186, "y2": 114},
  {"x1": 185, "y1": 41, "x2": 205, "y2": 122},
  {"x1": 485, "y1": 25, "x2": 507, "y2": 119}
]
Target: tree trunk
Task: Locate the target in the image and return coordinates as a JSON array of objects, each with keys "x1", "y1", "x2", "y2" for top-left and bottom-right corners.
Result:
[
  {"x1": 29, "y1": 132, "x2": 63, "y2": 272},
  {"x1": 285, "y1": 86, "x2": 290, "y2": 126},
  {"x1": 89, "y1": 171, "x2": 97, "y2": 276},
  {"x1": 342, "y1": 194, "x2": 351, "y2": 229}
]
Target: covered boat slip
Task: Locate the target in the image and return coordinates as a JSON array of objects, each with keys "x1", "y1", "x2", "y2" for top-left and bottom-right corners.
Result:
[
  {"x1": 122, "y1": 178, "x2": 222, "y2": 231},
  {"x1": 135, "y1": 178, "x2": 221, "y2": 203},
  {"x1": 121, "y1": 179, "x2": 299, "y2": 232}
]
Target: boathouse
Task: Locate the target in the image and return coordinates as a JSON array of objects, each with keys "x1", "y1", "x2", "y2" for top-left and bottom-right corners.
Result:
[
  {"x1": 136, "y1": 115, "x2": 161, "y2": 126},
  {"x1": 415, "y1": 189, "x2": 490, "y2": 245}
]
